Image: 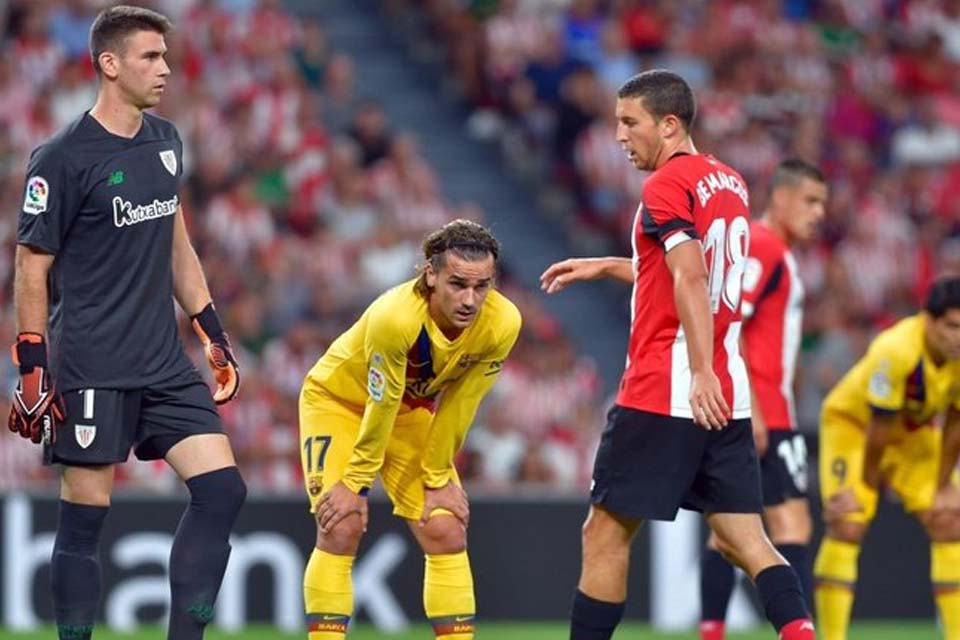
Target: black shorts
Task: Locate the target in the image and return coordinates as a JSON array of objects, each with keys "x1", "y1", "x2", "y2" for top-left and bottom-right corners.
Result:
[
  {"x1": 44, "y1": 368, "x2": 225, "y2": 466},
  {"x1": 590, "y1": 405, "x2": 762, "y2": 521},
  {"x1": 760, "y1": 430, "x2": 809, "y2": 507}
]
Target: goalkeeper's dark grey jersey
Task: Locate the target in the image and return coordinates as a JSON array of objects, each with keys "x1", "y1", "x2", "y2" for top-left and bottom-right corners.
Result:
[{"x1": 18, "y1": 111, "x2": 194, "y2": 391}]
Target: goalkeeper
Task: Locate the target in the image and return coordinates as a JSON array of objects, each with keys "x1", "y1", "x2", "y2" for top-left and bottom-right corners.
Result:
[
  {"x1": 10, "y1": 6, "x2": 244, "y2": 640},
  {"x1": 298, "y1": 219, "x2": 520, "y2": 640}
]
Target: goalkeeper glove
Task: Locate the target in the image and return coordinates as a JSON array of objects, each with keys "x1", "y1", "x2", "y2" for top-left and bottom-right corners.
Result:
[
  {"x1": 191, "y1": 303, "x2": 240, "y2": 404},
  {"x1": 9, "y1": 332, "x2": 64, "y2": 444}
]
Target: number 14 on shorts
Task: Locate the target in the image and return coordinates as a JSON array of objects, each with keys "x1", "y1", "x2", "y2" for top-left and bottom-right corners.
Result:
[{"x1": 303, "y1": 435, "x2": 332, "y2": 473}]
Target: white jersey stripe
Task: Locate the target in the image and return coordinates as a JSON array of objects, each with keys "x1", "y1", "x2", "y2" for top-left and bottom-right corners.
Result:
[
  {"x1": 725, "y1": 321, "x2": 751, "y2": 419},
  {"x1": 781, "y1": 251, "x2": 804, "y2": 427},
  {"x1": 670, "y1": 327, "x2": 692, "y2": 418}
]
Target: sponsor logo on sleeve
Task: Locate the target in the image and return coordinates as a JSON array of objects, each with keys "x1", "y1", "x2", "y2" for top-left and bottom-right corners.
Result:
[
  {"x1": 368, "y1": 366, "x2": 386, "y2": 402},
  {"x1": 869, "y1": 360, "x2": 892, "y2": 400},
  {"x1": 22, "y1": 176, "x2": 49, "y2": 214}
]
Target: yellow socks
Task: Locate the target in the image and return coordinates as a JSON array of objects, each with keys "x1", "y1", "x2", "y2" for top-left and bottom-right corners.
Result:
[
  {"x1": 813, "y1": 537, "x2": 860, "y2": 640},
  {"x1": 932, "y1": 542, "x2": 960, "y2": 640},
  {"x1": 424, "y1": 551, "x2": 476, "y2": 639},
  {"x1": 304, "y1": 548, "x2": 354, "y2": 639}
]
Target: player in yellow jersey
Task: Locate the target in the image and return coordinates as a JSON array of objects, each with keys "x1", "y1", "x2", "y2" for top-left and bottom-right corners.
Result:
[
  {"x1": 814, "y1": 277, "x2": 960, "y2": 640},
  {"x1": 298, "y1": 219, "x2": 521, "y2": 640}
]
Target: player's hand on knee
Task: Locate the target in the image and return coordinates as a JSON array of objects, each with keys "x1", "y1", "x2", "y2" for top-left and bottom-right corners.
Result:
[
  {"x1": 8, "y1": 333, "x2": 65, "y2": 445},
  {"x1": 317, "y1": 481, "x2": 369, "y2": 534},
  {"x1": 689, "y1": 370, "x2": 730, "y2": 430},
  {"x1": 823, "y1": 488, "x2": 863, "y2": 523},
  {"x1": 191, "y1": 303, "x2": 240, "y2": 404},
  {"x1": 420, "y1": 481, "x2": 469, "y2": 527},
  {"x1": 932, "y1": 485, "x2": 960, "y2": 517}
]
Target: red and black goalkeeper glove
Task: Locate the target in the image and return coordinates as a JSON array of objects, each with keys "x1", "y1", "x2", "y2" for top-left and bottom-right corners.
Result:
[
  {"x1": 9, "y1": 332, "x2": 65, "y2": 444},
  {"x1": 191, "y1": 303, "x2": 240, "y2": 404}
]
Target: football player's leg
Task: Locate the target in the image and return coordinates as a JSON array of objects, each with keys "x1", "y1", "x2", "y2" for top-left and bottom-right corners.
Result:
[
  {"x1": 300, "y1": 393, "x2": 361, "y2": 640},
  {"x1": 766, "y1": 498, "x2": 814, "y2": 610},
  {"x1": 708, "y1": 513, "x2": 814, "y2": 640},
  {"x1": 925, "y1": 516, "x2": 960, "y2": 640},
  {"x1": 387, "y1": 410, "x2": 475, "y2": 640},
  {"x1": 54, "y1": 465, "x2": 115, "y2": 640},
  {"x1": 903, "y1": 428, "x2": 960, "y2": 640},
  {"x1": 164, "y1": 434, "x2": 246, "y2": 640},
  {"x1": 699, "y1": 531, "x2": 735, "y2": 640},
  {"x1": 407, "y1": 515, "x2": 474, "y2": 640},
  {"x1": 813, "y1": 417, "x2": 872, "y2": 640},
  {"x1": 571, "y1": 505, "x2": 639, "y2": 640},
  {"x1": 763, "y1": 432, "x2": 814, "y2": 609}
]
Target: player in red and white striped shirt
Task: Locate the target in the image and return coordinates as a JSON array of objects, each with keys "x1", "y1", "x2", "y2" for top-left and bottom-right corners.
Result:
[
  {"x1": 700, "y1": 160, "x2": 828, "y2": 640},
  {"x1": 541, "y1": 70, "x2": 814, "y2": 640}
]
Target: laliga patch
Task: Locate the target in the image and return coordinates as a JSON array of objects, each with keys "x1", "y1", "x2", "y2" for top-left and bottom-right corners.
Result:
[
  {"x1": 75, "y1": 424, "x2": 97, "y2": 449},
  {"x1": 23, "y1": 176, "x2": 49, "y2": 214},
  {"x1": 742, "y1": 257, "x2": 763, "y2": 293},
  {"x1": 368, "y1": 366, "x2": 386, "y2": 402},
  {"x1": 868, "y1": 368, "x2": 892, "y2": 400},
  {"x1": 159, "y1": 149, "x2": 177, "y2": 176}
]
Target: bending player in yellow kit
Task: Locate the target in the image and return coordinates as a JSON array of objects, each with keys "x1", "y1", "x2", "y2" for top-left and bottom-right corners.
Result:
[
  {"x1": 298, "y1": 219, "x2": 521, "y2": 639},
  {"x1": 814, "y1": 277, "x2": 960, "y2": 640}
]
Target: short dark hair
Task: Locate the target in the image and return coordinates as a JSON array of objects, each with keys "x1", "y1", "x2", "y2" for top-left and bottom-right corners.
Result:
[
  {"x1": 770, "y1": 158, "x2": 826, "y2": 191},
  {"x1": 926, "y1": 277, "x2": 960, "y2": 318},
  {"x1": 415, "y1": 219, "x2": 500, "y2": 297},
  {"x1": 90, "y1": 5, "x2": 171, "y2": 74},
  {"x1": 618, "y1": 70, "x2": 696, "y2": 130}
]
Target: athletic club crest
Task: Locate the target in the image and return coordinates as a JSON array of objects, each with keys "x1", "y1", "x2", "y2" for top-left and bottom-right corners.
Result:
[
  {"x1": 75, "y1": 424, "x2": 96, "y2": 449},
  {"x1": 159, "y1": 149, "x2": 177, "y2": 176}
]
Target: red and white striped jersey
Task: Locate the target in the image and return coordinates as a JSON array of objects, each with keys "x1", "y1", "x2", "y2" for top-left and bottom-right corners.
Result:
[
  {"x1": 741, "y1": 222, "x2": 804, "y2": 430},
  {"x1": 616, "y1": 153, "x2": 752, "y2": 420}
]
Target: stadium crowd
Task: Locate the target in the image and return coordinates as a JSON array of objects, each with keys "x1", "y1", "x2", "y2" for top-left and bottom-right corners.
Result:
[
  {"x1": 0, "y1": 0, "x2": 602, "y2": 494},
  {"x1": 389, "y1": 0, "x2": 960, "y2": 431},
  {"x1": 4, "y1": 0, "x2": 960, "y2": 497}
]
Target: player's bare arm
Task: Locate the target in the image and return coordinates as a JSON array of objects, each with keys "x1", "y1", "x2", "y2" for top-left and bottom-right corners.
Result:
[
  {"x1": 9, "y1": 245, "x2": 64, "y2": 444},
  {"x1": 540, "y1": 257, "x2": 633, "y2": 293},
  {"x1": 665, "y1": 240, "x2": 730, "y2": 430},
  {"x1": 171, "y1": 206, "x2": 213, "y2": 315},
  {"x1": 13, "y1": 245, "x2": 54, "y2": 333}
]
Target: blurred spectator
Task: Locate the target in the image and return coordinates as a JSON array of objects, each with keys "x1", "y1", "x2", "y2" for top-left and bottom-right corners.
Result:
[
  {"x1": 389, "y1": 0, "x2": 960, "y2": 438},
  {"x1": 0, "y1": 0, "x2": 603, "y2": 496}
]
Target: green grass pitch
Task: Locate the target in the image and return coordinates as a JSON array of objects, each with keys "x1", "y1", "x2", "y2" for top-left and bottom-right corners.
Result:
[{"x1": 0, "y1": 621, "x2": 938, "y2": 638}]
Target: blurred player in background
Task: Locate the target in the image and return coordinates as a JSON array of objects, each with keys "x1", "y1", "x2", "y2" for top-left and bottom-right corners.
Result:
[
  {"x1": 699, "y1": 159, "x2": 827, "y2": 640},
  {"x1": 298, "y1": 219, "x2": 521, "y2": 640},
  {"x1": 9, "y1": 6, "x2": 244, "y2": 640},
  {"x1": 541, "y1": 70, "x2": 814, "y2": 640},
  {"x1": 814, "y1": 277, "x2": 960, "y2": 640}
]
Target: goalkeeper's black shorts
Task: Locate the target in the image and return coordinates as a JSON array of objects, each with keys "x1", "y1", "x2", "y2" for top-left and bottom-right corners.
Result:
[{"x1": 45, "y1": 368, "x2": 225, "y2": 466}]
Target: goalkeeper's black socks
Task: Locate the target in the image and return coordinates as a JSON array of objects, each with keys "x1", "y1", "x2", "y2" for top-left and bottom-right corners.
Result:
[
  {"x1": 52, "y1": 500, "x2": 109, "y2": 640},
  {"x1": 569, "y1": 589, "x2": 625, "y2": 640},
  {"x1": 168, "y1": 466, "x2": 246, "y2": 640}
]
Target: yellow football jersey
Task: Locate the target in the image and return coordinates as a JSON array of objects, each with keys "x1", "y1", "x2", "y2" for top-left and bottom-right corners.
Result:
[
  {"x1": 302, "y1": 278, "x2": 521, "y2": 493},
  {"x1": 823, "y1": 314, "x2": 960, "y2": 428}
]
